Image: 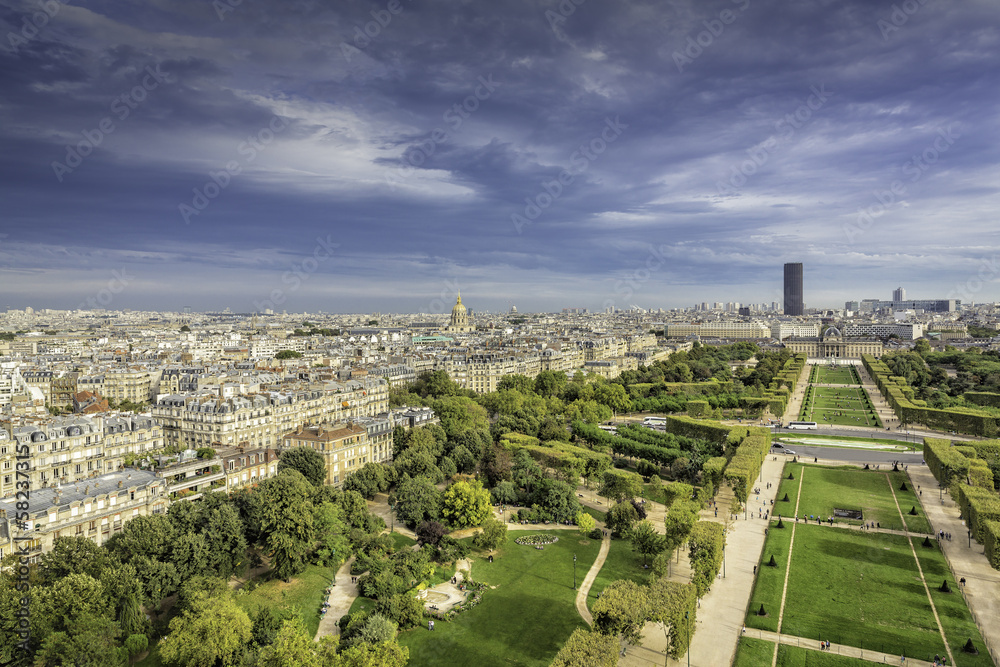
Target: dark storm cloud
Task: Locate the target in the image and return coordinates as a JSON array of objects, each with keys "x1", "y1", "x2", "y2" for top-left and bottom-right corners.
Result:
[{"x1": 0, "y1": 0, "x2": 998, "y2": 311}]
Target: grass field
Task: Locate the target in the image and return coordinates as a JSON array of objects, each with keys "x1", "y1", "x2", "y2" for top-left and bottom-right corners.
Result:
[
  {"x1": 812, "y1": 365, "x2": 862, "y2": 386},
  {"x1": 397, "y1": 531, "x2": 607, "y2": 667},
  {"x1": 800, "y1": 385, "x2": 882, "y2": 428},
  {"x1": 235, "y1": 564, "x2": 336, "y2": 638},
  {"x1": 783, "y1": 463, "x2": 930, "y2": 533},
  {"x1": 585, "y1": 537, "x2": 650, "y2": 609},
  {"x1": 745, "y1": 520, "x2": 794, "y2": 632},
  {"x1": 776, "y1": 644, "x2": 894, "y2": 666},
  {"x1": 733, "y1": 637, "x2": 775, "y2": 667}
]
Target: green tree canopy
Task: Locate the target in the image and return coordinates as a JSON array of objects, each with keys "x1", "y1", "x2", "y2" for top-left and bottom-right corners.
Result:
[
  {"x1": 442, "y1": 480, "x2": 493, "y2": 528},
  {"x1": 278, "y1": 446, "x2": 326, "y2": 487}
]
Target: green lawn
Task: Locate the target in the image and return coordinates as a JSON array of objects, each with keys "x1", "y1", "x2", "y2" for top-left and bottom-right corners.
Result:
[
  {"x1": 913, "y1": 542, "x2": 993, "y2": 666},
  {"x1": 781, "y1": 525, "x2": 944, "y2": 658},
  {"x1": 786, "y1": 464, "x2": 930, "y2": 534},
  {"x1": 745, "y1": 520, "x2": 793, "y2": 632},
  {"x1": 812, "y1": 365, "x2": 861, "y2": 386},
  {"x1": 235, "y1": 564, "x2": 335, "y2": 638},
  {"x1": 585, "y1": 537, "x2": 650, "y2": 609},
  {"x1": 389, "y1": 530, "x2": 418, "y2": 550},
  {"x1": 396, "y1": 531, "x2": 604, "y2": 667},
  {"x1": 733, "y1": 637, "x2": 775, "y2": 667},
  {"x1": 800, "y1": 385, "x2": 881, "y2": 428}
]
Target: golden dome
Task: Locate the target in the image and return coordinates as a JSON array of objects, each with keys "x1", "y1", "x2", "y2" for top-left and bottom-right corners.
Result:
[{"x1": 451, "y1": 292, "x2": 467, "y2": 315}]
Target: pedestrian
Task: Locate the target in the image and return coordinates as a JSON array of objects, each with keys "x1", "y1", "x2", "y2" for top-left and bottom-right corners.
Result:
[{"x1": 753, "y1": 565, "x2": 757, "y2": 575}]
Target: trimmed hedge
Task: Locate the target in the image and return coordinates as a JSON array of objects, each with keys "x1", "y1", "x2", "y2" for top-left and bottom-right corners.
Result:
[
  {"x1": 864, "y1": 355, "x2": 1000, "y2": 436},
  {"x1": 688, "y1": 521, "x2": 725, "y2": 597},
  {"x1": 965, "y1": 392, "x2": 1000, "y2": 408},
  {"x1": 663, "y1": 415, "x2": 731, "y2": 445},
  {"x1": 924, "y1": 438, "x2": 972, "y2": 487},
  {"x1": 702, "y1": 457, "x2": 727, "y2": 492},
  {"x1": 984, "y1": 521, "x2": 1000, "y2": 570},
  {"x1": 647, "y1": 578, "x2": 697, "y2": 659},
  {"x1": 723, "y1": 430, "x2": 771, "y2": 505},
  {"x1": 957, "y1": 484, "x2": 1000, "y2": 543}
]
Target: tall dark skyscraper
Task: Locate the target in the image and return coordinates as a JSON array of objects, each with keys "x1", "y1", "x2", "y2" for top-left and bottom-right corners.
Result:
[{"x1": 784, "y1": 262, "x2": 804, "y2": 315}]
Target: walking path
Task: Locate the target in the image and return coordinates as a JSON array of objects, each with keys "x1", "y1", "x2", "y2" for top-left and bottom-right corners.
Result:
[
  {"x1": 576, "y1": 531, "x2": 611, "y2": 626},
  {"x1": 750, "y1": 629, "x2": 937, "y2": 666},
  {"x1": 619, "y1": 454, "x2": 791, "y2": 667},
  {"x1": 315, "y1": 557, "x2": 359, "y2": 640},
  {"x1": 907, "y1": 465, "x2": 1000, "y2": 665}
]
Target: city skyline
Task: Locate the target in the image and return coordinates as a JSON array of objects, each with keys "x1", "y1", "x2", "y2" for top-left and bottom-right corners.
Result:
[{"x1": 1, "y1": 0, "x2": 999, "y2": 313}]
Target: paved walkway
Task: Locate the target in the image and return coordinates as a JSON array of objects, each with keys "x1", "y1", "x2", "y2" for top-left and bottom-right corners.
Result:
[
  {"x1": 751, "y1": 629, "x2": 937, "y2": 666},
  {"x1": 907, "y1": 465, "x2": 1000, "y2": 665},
  {"x1": 314, "y1": 557, "x2": 359, "y2": 640},
  {"x1": 576, "y1": 531, "x2": 611, "y2": 626},
  {"x1": 619, "y1": 454, "x2": 792, "y2": 667}
]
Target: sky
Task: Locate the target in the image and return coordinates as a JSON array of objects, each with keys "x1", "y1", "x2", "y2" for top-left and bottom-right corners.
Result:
[{"x1": 0, "y1": 0, "x2": 998, "y2": 315}]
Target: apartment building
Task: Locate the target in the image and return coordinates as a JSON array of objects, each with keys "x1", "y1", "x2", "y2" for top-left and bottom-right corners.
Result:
[
  {"x1": 281, "y1": 422, "x2": 370, "y2": 486},
  {"x1": 0, "y1": 468, "x2": 167, "y2": 562}
]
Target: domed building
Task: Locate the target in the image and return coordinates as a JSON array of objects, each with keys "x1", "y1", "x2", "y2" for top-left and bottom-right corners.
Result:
[
  {"x1": 448, "y1": 293, "x2": 474, "y2": 332},
  {"x1": 783, "y1": 326, "x2": 883, "y2": 359}
]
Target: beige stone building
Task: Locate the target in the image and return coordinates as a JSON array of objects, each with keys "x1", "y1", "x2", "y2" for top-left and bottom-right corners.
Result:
[
  {"x1": 282, "y1": 422, "x2": 370, "y2": 486},
  {"x1": 782, "y1": 327, "x2": 883, "y2": 358}
]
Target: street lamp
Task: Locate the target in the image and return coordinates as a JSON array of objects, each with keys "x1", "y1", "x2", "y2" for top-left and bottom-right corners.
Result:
[
  {"x1": 573, "y1": 553, "x2": 577, "y2": 589},
  {"x1": 685, "y1": 611, "x2": 690, "y2": 667},
  {"x1": 969, "y1": 529, "x2": 972, "y2": 548}
]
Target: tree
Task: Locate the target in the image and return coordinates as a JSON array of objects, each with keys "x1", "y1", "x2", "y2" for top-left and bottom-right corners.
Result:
[
  {"x1": 346, "y1": 614, "x2": 398, "y2": 648},
  {"x1": 593, "y1": 383, "x2": 632, "y2": 413},
  {"x1": 576, "y1": 511, "x2": 596, "y2": 536},
  {"x1": 278, "y1": 446, "x2": 326, "y2": 487},
  {"x1": 599, "y1": 469, "x2": 644, "y2": 503},
  {"x1": 257, "y1": 620, "x2": 319, "y2": 667},
  {"x1": 534, "y1": 370, "x2": 568, "y2": 398},
  {"x1": 326, "y1": 641, "x2": 410, "y2": 667},
  {"x1": 159, "y1": 594, "x2": 252, "y2": 667},
  {"x1": 630, "y1": 520, "x2": 665, "y2": 565},
  {"x1": 392, "y1": 475, "x2": 442, "y2": 528},
  {"x1": 441, "y1": 479, "x2": 492, "y2": 528},
  {"x1": 914, "y1": 338, "x2": 932, "y2": 356},
  {"x1": 38, "y1": 535, "x2": 111, "y2": 585},
  {"x1": 34, "y1": 613, "x2": 125, "y2": 667},
  {"x1": 473, "y1": 516, "x2": 508, "y2": 551},
  {"x1": 592, "y1": 579, "x2": 649, "y2": 644},
  {"x1": 550, "y1": 628, "x2": 619, "y2": 667},
  {"x1": 416, "y1": 520, "x2": 447, "y2": 546},
  {"x1": 490, "y1": 480, "x2": 518, "y2": 506},
  {"x1": 342, "y1": 462, "x2": 389, "y2": 498},
  {"x1": 605, "y1": 501, "x2": 639, "y2": 537},
  {"x1": 180, "y1": 325, "x2": 191, "y2": 332},
  {"x1": 275, "y1": 350, "x2": 303, "y2": 359},
  {"x1": 258, "y1": 470, "x2": 317, "y2": 581}
]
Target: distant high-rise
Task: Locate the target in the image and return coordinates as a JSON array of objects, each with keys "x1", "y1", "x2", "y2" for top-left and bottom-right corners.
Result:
[
  {"x1": 783, "y1": 263, "x2": 804, "y2": 316},
  {"x1": 893, "y1": 286, "x2": 906, "y2": 301}
]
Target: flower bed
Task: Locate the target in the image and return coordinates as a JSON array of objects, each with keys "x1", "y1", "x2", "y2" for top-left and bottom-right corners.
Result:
[{"x1": 514, "y1": 534, "x2": 559, "y2": 546}]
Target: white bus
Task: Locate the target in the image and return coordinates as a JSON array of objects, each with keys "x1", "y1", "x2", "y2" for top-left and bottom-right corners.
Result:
[
  {"x1": 785, "y1": 421, "x2": 818, "y2": 430},
  {"x1": 642, "y1": 417, "x2": 667, "y2": 426}
]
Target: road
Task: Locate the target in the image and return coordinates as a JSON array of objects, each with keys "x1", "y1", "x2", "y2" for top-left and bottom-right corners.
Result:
[{"x1": 773, "y1": 444, "x2": 923, "y2": 465}]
